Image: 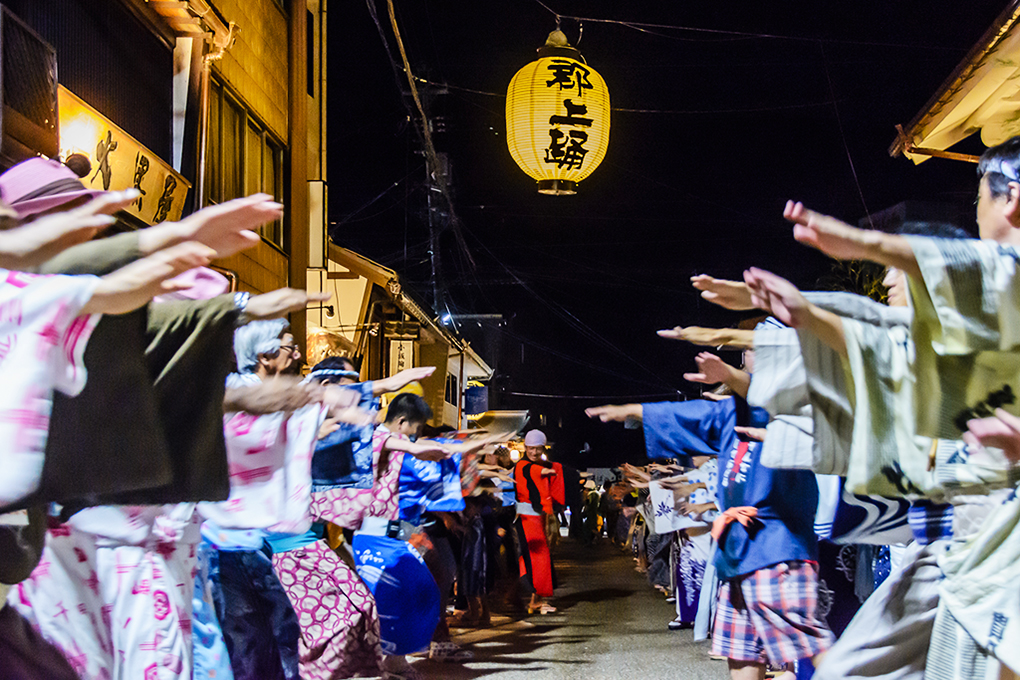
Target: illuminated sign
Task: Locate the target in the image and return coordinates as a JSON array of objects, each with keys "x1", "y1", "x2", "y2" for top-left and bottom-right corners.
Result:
[{"x1": 58, "y1": 86, "x2": 191, "y2": 224}]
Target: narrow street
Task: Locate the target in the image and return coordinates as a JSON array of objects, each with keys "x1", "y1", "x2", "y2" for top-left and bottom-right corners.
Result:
[{"x1": 412, "y1": 539, "x2": 726, "y2": 680}]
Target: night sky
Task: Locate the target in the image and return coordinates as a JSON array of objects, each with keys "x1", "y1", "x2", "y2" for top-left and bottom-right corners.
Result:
[{"x1": 328, "y1": 1, "x2": 1006, "y2": 467}]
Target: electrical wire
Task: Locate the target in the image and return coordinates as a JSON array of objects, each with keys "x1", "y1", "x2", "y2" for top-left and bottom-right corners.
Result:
[
  {"x1": 819, "y1": 41, "x2": 873, "y2": 228},
  {"x1": 531, "y1": 0, "x2": 970, "y2": 51},
  {"x1": 461, "y1": 226, "x2": 680, "y2": 391},
  {"x1": 412, "y1": 73, "x2": 846, "y2": 114},
  {"x1": 332, "y1": 163, "x2": 424, "y2": 228},
  {"x1": 382, "y1": 0, "x2": 475, "y2": 268}
]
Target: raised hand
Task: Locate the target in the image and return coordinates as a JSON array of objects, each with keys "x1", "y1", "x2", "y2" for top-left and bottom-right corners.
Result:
[
  {"x1": 735, "y1": 426, "x2": 767, "y2": 442},
  {"x1": 683, "y1": 352, "x2": 733, "y2": 385},
  {"x1": 690, "y1": 274, "x2": 755, "y2": 310},
  {"x1": 83, "y1": 241, "x2": 215, "y2": 315},
  {"x1": 244, "y1": 288, "x2": 331, "y2": 321},
  {"x1": 409, "y1": 442, "x2": 455, "y2": 462},
  {"x1": 743, "y1": 267, "x2": 812, "y2": 328},
  {"x1": 0, "y1": 190, "x2": 139, "y2": 269},
  {"x1": 784, "y1": 200, "x2": 871, "y2": 261},
  {"x1": 585, "y1": 404, "x2": 642, "y2": 423},
  {"x1": 657, "y1": 325, "x2": 754, "y2": 349},
  {"x1": 318, "y1": 416, "x2": 341, "y2": 440},
  {"x1": 964, "y1": 409, "x2": 1020, "y2": 462},
  {"x1": 395, "y1": 366, "x2": 436, "y2": 383},
  {"x1": 157, "y1": 194, "x2": 283, "y2": 259}
]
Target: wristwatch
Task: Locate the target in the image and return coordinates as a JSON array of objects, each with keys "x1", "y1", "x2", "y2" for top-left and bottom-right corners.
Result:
[{"x1": 234, "y1": 291, "x2": 251, "y2": 324}]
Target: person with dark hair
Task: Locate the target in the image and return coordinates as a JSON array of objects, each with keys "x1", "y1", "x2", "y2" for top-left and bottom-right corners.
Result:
[
  {"x1": 271, "y1": 384, "x2": 459, "y2": 679},
  {"x1": 739, "y1": 137, "x2": 1020, "y2": 680},
  {"x1": 307, "y1": 358, "x2": 434, "y2": 496},
  {"x1": 588, "y1": 349, "x2": 832, "y2": 680}
]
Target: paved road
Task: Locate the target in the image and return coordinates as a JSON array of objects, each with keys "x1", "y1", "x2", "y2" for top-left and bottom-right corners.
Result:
[{"x1": 410, "y1": 538, "x2": 728, "y2": 680}]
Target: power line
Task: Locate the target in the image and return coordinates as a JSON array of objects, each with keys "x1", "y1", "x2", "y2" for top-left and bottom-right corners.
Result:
[
  {"x1": 412, "y1": 74, "x2": 846, "y2": 114},
  {"x1": 531, "y1": 0, "x2": 970, "y2": 51},
  {"x1": 819, "y1": 41, "x2": 873, "y2": 228}
]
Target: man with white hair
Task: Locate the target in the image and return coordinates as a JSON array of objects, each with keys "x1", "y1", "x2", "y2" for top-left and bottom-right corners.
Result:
[{"x1": 195, "y1": 319, "x2": 354, "y2": 680}]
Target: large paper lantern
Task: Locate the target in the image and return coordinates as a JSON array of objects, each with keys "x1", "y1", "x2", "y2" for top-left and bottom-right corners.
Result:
[{"x1": 506, "y1": 31, "x2": 610, "y2": 195}]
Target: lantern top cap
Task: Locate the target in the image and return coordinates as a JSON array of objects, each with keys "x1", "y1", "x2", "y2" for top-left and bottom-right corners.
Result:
[
  {"x1": 537, "y1": 29, "x2": 583, "y2": 60},
  {"x1": 545, "y1": 30, "x2": 570, "y2": 48}
]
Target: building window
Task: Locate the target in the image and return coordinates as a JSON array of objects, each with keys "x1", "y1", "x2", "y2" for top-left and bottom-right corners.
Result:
[
  {"x1": 205, "y1": 77, "x2": 285, "y2": 248},
  {"x1": 445, "y1": 373, "x2": 458, "y2": 406}
]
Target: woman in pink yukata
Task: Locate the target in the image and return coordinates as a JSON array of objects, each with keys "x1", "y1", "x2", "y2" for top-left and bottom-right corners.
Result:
[
  {"x1": 272, "y1": 391, "x2": 461, "y2": 680},
  {"x1": 1, "y1": 216, "x2": 230, "y2": 680}
]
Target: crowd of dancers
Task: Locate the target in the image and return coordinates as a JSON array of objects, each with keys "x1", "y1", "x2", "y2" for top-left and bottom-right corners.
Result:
[
  {"x1": 3, "y1": 131, "x2": 1020, "y2": 680},
  {"x1": 583, "y1": 136, "x2": 1020, "y2": 680},
  {"x1": 0, "y1": 154, "x2": 579, "y2": 680}
]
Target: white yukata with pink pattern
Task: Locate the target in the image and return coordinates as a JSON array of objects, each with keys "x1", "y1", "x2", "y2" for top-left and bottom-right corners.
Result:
[
  {"x1": 0, "y1": 268, "x2": 100, "y2": 510},
  {"x1": 8, "y1": 504, "x2": 202, "y2": 680},
  {"x1": 198, "y1": 373, "x2": 329, "y2": 535}
]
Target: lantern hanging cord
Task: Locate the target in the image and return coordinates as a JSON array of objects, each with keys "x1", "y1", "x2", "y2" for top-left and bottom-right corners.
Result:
[
  {"x1": 370, "y1": 0, "x2": 476, "y2": 268},
  {"x1": 531, "y1": 0, "x2": 968, "y2": 51}
]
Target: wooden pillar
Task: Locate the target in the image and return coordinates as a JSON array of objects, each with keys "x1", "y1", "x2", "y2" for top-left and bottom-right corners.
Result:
[{"x1": 287, "y1": 0, "x2": 310, "y2": 355}]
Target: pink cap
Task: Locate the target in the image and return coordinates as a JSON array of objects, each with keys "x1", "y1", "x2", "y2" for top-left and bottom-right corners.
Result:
[{"x1": 0, "y1": 157, "x2": 106, "y2": 218}]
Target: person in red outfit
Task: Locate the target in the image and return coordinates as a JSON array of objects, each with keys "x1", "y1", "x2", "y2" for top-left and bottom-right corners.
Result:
[{"x1": 513, "y1": 430, "x2": 558, "y2": 615}]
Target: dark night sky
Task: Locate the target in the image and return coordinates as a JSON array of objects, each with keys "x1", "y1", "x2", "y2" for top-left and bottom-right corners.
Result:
[{"x1": 328, "y1": 1, "x2": 1006, "y2": 467}]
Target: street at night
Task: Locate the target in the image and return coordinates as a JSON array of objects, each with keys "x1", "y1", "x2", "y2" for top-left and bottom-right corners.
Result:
[{"x1": 0, "y1": 2, "x2": 1019, "y2": 680}]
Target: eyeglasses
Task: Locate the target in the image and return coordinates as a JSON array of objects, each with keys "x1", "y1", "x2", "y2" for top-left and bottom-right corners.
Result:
[{"x1": 278, "y1": 344, "x2": 299, "y2": 355}]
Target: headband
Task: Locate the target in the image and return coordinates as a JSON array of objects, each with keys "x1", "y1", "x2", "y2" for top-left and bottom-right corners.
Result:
[
  {"x1": 985, "y1": 158, "x2": 1019, "y2": 182},
  {"x1": 309, "y1": 368, "x2": 360, "y2": 380}
]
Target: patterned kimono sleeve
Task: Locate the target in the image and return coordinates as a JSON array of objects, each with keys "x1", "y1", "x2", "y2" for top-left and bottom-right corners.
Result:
[
  {"x1": 0, "y1": 270, "x2": 102, "y2": 396},
  {"x1": 905, "y1": 235, "x2": 1020, "y2": 354},
  {"x1": 0, "y1": 271, "x2": 101, "y2": 508}
]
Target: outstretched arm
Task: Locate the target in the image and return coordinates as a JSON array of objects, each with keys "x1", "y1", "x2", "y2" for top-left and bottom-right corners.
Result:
[
  {"x1": 585, "y1": 403, "x2": 643, "y2": 423},
  {"x1": 80, "y1": 242, "x2": 215, "y2": 316},
  {"x1": 657, "y1": 326, "x2": 754, "y2": 349},
  {"x1": 137, "y1": 193, "x2": 282, "y2": 259},
  {"x1": 0, "y1": 191, "x2": 137, "y2": 270},
  {"x1": 690, "y1": 274, "x2": 756, "y2": 310},
  {"x1": 371, "y1": 366, "x2": 436, "y2": 396},
  {"x1": 784, "y1": 201, "x2": 920, "y2": 278},
  {"x1": 384, "y1": 436, "x2": 453, "y2": 461},
  {"x1": 242, "y1": 288, "x2": 331, "y2": 322},
  {"x1": 743, "y1": 267, "x2": 847, "y2": 356},
  {"x1": 964, "y1": 409, "x2": 1020, "y2": 463}
]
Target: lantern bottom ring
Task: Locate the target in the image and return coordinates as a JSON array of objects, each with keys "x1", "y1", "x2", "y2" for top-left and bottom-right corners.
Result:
[{"x1": 537, "y1": 179, "x2": 577, "y2": 196}]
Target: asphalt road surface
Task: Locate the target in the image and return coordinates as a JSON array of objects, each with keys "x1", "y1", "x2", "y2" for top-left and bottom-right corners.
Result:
[{"x1": 410, "y1": 537, "x2": 727, "y2": 680}]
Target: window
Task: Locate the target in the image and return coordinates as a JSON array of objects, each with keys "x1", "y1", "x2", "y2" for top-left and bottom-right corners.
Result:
[
  {"x1": 205, "y1": 77, "x2": 285, "y2": 248},
  {"x1": 445, "y1": 374, "x2": 459, "y2": 406}
]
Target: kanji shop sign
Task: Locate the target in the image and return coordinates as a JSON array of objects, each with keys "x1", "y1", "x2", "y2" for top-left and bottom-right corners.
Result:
[
  {"x1": 57, "y1": 86, "x2": 191, "y2": 224},
  {"x1": 506, "y1": 54, "x2": 610, "y2": 195}
]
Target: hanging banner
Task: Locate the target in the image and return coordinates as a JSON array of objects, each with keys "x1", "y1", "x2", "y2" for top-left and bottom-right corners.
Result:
[
  {"x1": 57, "y1": 86, "x2": 191, "y2": 224},
  {"x1": 389, "y1": 339, "x2": 416, "y2": 374}
]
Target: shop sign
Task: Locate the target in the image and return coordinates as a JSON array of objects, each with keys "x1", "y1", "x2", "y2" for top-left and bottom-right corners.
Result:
[
  {"x1": 57, "y1": 86, "x2": 190, "y2": 223},
  {"x1": 389, "y1": 339, "x2": 416, "y2": 373}
]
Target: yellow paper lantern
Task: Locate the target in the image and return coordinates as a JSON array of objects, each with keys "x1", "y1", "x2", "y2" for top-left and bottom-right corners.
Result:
[{"x1": 506, "y1": 31, "x2": 610, "y2": 195}]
